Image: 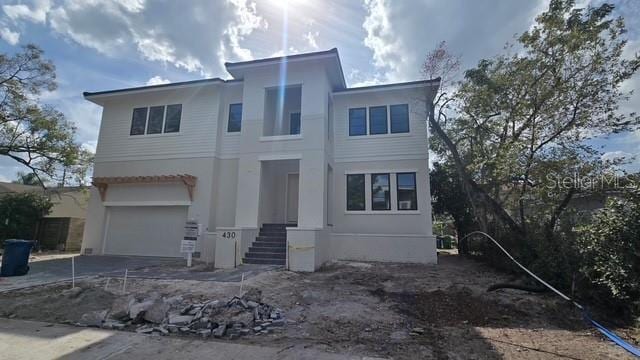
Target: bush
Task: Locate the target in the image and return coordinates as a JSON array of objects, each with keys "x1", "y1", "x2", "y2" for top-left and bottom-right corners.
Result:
[
  {"x1": 0, "y1": 192, "x2": 53, "y2": 243},
  {"x1": 576, "y1": 189, "x2": 640, "y2": 316}
]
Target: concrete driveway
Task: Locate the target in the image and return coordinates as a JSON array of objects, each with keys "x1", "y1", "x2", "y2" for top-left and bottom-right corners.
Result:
[{"x1": 0, "y1": 255, "x2": 280, "y2": 292}]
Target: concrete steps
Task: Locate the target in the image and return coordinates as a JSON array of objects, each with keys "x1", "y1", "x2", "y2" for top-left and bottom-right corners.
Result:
[{"x1": 243, "y1": 224, "x2": 294, "y2": 265}]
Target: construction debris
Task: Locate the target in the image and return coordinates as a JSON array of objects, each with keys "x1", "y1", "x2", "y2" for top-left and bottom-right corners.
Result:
[{"x1": 78, "y1": 289, "x2": 285, "y2": 339}]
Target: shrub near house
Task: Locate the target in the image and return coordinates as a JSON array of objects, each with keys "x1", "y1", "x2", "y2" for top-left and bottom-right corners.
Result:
[{"x1": 0, "y1": 193, "x2": 53, "y2": 245}]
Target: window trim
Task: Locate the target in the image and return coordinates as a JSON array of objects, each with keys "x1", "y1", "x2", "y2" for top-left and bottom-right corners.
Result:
[
  {"x1": 390, "y1": 103, "x2": 410, "y2": 134},
  {"x1": 396, "y1": 172, "x2": 418, "y2": 211},
  {"x1": 368, "y1": 105, "x2": 388, "y2": 135},
  {"x1": 346, "y1": 173, "x2": 366, "y2": 211},
  {"x1": 348, "y1": 107, "x2": 367, "y2": 136},
  {"x1": 227, "y1": 103, "x2": 243, "y2": 133},
  {"x1": 371, "y1": 173, "x2": 391, "y2": 211}
]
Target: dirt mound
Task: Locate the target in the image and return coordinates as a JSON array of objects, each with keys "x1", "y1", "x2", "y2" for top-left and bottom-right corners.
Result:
[{"x1": 371, "y1": 286, "x2": 527, "y2": 327}]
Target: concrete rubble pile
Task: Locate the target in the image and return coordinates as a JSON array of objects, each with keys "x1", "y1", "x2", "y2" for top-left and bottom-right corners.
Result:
[{"x1": 78, "y1": 288, "x2": 286, "y2": 339}]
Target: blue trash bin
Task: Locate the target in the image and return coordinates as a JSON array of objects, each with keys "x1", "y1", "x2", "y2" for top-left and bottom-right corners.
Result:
[{"x1": 1, "y1": 239, "x2": 34, "y2": 277}]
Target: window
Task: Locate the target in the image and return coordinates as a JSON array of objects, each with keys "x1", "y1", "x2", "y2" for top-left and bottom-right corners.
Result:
[
  {"x1": 290, "y1": 112, "x2": 301, "y2": 135},
  {"x1": 390, "y1": 104, "x2": 409, "y2": 133},
  {"x1": 130, "y1": 107, "x2": 147, "y2": 135},
  {"x1": 147, "y1": 106, "x2": 165, "y2": 134},
  {"x1": 348, "y1": 108, "x2": 366, "y2": 136},
  {"x1": 228, "y1": 103, "x2": 242, "y2": 132},
  {"x1": 164, "y1": 104, "x2": 182, "y2": 133},
  {"x1": 397, "y1": 173, "x2": 417, "y2": 210},
  {"x1": 371, "y1": 173, "x2": 390, "y2": 210},
  {"x1": 346, "y1": 174, "x2": 365, "y2": 211},
  {"x1": 369, "y1": 106, "x2": 388, "y2": 135}
]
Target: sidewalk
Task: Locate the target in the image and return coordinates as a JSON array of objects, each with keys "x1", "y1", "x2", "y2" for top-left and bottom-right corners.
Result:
[{"x1": 0, "y1": 318, "x2": 384, "y2": 360}]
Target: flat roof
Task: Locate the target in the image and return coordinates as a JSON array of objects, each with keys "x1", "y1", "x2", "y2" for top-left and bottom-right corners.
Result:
[{"x1": 225, "y1": 48, "x2": 346, "y2": 90}]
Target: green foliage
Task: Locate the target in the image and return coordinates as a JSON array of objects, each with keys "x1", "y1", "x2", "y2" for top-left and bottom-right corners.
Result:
[
  {"x1": 577, "y1": 189, "x2": 640, "y2": 312},
  {"x1": 0, "y1": 192, "x2": 52, "y2": 242},
  {"x1": 0, "y1": 44, "x2": 84, "y2": 184}
]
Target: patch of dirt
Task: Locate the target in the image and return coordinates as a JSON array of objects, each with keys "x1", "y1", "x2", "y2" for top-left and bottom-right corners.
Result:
[{"x1": 0, "y1": 255, "x2": 637, "y2": 359}]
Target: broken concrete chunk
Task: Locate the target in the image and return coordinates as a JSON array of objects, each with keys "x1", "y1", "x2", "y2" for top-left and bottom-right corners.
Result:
[
  {"x1": 168, "y1": 315, "x2": 193, "y2": 325},
  {"x1": 144, "y1": 300, "x2": 170, "y2": 324},
  {"x1": 79, "y1": 310, "x2": 108, "y2": 327},
  {"x1": 128, "y1": 299, "x2": 154, "y2": 320},
  {"x1": 213, "y1": 323, "x2": 226, "y2": 338},
  {"x1": 136, "y1": 325, "x2": 154, "y2": 334},
  {"x1": 110, "y1": 295, "x2": 135, "y2": 320},
  {"x1": 102, "y1": 320, "x2": 125, "y2": 330},
  {"x1": 246, "y1": 301, "x2": 259, "y2": 309},
  {"x1": 154, "y1": 326, "x2": 169, "y2": 335}
]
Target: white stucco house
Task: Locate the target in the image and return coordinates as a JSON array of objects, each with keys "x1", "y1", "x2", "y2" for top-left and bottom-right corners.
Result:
[{"x1": 81, "y1": 48, "x2": 440, "y2": 271}]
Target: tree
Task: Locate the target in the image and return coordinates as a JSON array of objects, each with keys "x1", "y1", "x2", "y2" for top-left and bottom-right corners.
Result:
[
  {"x1": 0, "y1": 44, "x2": 82, "y2": 186},
  {"x1": 425, "y1": 0, "x2": 640, "y2": 243},
  {"x1": 13, "y1": 171, "x2": 41, "y2": 186},
  {"x1": 577, "y1": 188, "x2": 640, "y2": 316},
  {"x1": 430, "y1": 162, "x2": 475, "y2": 253},
  {"x1": 0, "y1": 192, "x2": 52, "y2": 241}
]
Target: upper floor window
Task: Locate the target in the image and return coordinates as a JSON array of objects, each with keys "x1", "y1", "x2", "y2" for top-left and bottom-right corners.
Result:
[
  {"x1": 164, "y1": 104, "x2": 182, "y2": 133},
  {"x1": 346, "y1": 174, "x2": 365, "y2": 211},
  {"x1": 130, "y1": 104, "x2": 181, "y2": 136},
  {"x1": 228, "y1": 103, "x2": 242, "y2": 132},
  {"x1": 147, "y1": 106, "x2": 165, "y2": 134},
  {"x1": 397, "y1": 172, "x2": 417, "y2": 210},
  {"x1": 348, "y1": 108, "x2": 366, "y2": 136},
  {"x1": 290, "y1": 112, "x2": 301, "y2": 135},
  {"x1": 369, "y1": 106, "x2": 388, "y2": 135},
  {"x1": 390, "y1": 104, "x2": 409, "y2": 133},
  {"x1": 371, "y1": 173, "x2": 391, "y2": 210},
  {"x1": 130, "y1": 107, "x2": 147, "y2": 135}
]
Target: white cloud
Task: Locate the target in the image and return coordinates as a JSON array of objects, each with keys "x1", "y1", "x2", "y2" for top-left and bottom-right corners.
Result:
[
  {"x1": 146, "y1": 75, "x2": 170, "y2": 85},
  {"x1": 0, "y1": 27, "x2": 20, "y2": 45},
  {"x1": 601, "y1": 150, "x2": 633, "y2": 162},
  {"x1": 2, "y1": 0, "x2": 51, "y2": 23},
  {"x1": 304, "y1": 30, "x2": 319, "y2": 49},
  {"x1": 220, "y1": 0, "x2": 268, "y2": 62},
  {"x1": 360, "y1": 0, "x2": 545, "y2": 83}
]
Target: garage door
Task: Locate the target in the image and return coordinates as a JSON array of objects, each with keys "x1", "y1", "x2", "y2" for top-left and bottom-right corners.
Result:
[{"x1": 105, "y1": 206, "x2": 187, "y2": 257}]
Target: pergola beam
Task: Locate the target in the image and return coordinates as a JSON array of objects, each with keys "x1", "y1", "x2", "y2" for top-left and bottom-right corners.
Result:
[{"x1": 91, "y1": 174, "x2": 197, "y2": 201}]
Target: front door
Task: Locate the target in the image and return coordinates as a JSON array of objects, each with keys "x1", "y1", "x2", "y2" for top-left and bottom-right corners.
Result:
[{"x1": 286, "y1": 173, "x2": 299, "y2": 224}]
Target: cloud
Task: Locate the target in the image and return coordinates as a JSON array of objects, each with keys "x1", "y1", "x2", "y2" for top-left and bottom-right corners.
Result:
[
  {"x1": 0, "y1": 27, "x2": 19, "y2": 45},
  {"x1": 601, "y1": 150, "x2": 633, "y2": 162},
  {"x1": 146, "y1": 75, "x2": 170, "y2": 85},
  {"x1": 2, "y1": 0, "x2": 51, "y2": 23},
  {"x1": 304, "y1": 30, "x2": 319, "y2": 49},
  {"x1": 361, "y1": 0, "x2": 545, "y2": 82},
  {"x1": 3, "y1": 0, "x2": 268, "y2": 76}
]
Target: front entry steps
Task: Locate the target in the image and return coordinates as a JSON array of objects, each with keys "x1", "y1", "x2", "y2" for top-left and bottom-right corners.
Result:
[{"x1": 243, "y1": 224, "x2": 295, "y2": 265}]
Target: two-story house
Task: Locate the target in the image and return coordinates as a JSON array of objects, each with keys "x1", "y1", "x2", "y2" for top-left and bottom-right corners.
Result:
[{"x1": 82, "y1": 49, "x2": 439, "y2": 271}]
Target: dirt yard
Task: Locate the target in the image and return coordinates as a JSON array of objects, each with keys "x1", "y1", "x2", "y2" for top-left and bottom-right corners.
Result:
[{"x1": 0, "y1": 254, "x2": 637, "y2": 359}]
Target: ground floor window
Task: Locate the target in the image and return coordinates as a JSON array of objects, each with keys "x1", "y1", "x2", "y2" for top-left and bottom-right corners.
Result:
[
  {"x1": 371, "y1": 173, "x2": 391, "y2": 210},
  {"x1": 345, "y1": 171, "x2": 418, "y2": 212},
  {"x1": 397, "y1": 172, "x2": 417, "y2": 210},
  {"x1": 346, "y1": 174, "x2": 366, "y2": 211}
]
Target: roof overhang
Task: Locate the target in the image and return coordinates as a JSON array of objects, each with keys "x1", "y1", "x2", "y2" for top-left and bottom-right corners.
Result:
[
  {"x1": 225, "y1": 48, "x2": 346, "y2": 91},
  {"x1": 332, "y1": 78, "x2": 441, "y2": 96},
  {"x1": 83, "y1": 78, "x2": 238, "y2": 105}
]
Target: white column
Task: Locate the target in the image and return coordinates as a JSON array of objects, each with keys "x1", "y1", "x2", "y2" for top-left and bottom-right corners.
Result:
[{"x1": 235, "y1": 155, "x2": 261, "y2": 228}]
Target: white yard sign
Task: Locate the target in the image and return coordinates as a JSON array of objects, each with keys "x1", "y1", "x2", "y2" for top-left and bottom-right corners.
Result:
[{"x1": 181, "y1": 220, "x2": 200, "y2": 266}]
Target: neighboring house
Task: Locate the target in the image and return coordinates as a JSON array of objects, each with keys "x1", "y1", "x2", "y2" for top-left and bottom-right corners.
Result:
[
  {"x1": 82, "y1": 48, "x2": 439, "y2": 271},
  {"x1": 0, "y1": 182, "x2": 89, "y2": 251}
]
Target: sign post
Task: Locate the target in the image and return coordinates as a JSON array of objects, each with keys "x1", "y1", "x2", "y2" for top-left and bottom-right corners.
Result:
[{"x1": 181, "y1": 220, "x2": 199, "y2": 267}]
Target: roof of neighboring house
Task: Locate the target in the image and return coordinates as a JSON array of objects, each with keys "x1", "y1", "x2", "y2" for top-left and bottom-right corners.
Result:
[
  {"x1": 0, "y1": 182, "x2": 90, "y2": 218},
  {"x1": 0, "y1": 182, "x2": 41, "y2": 193}
]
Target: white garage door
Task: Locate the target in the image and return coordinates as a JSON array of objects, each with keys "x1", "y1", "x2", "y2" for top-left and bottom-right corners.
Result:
[{"x1": 105, "y1": 206, "x2": 187, "y2": 257}]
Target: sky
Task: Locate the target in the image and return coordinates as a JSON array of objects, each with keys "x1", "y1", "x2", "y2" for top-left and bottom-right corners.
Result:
[{"x1": 0, "y1": 0, "x2": 638, "y2": 182}]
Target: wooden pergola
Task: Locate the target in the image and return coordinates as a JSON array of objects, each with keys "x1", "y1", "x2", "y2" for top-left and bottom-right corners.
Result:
[{"x1": 92, "y1": 174, "x2": 197, "y2": 201}]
